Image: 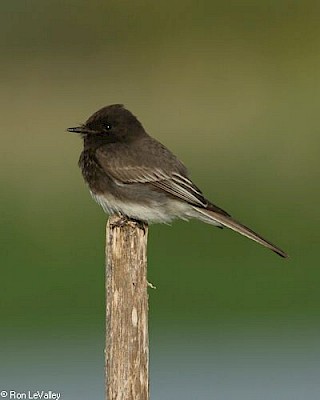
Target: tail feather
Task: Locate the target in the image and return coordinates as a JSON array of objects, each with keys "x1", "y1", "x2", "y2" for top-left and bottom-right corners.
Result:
[{"x1": 193, "y1": 207, "x2": 288, "y2": 258}]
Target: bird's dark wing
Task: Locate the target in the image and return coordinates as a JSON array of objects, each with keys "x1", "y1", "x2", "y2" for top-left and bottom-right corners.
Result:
[{"x1": 95, "y1": 141, "x2": 210, "y2": 208}]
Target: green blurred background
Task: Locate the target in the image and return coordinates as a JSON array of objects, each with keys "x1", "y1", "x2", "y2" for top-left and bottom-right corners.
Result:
[{"x1": 1, "y1": 1, "x2": 319, "y2": 399}]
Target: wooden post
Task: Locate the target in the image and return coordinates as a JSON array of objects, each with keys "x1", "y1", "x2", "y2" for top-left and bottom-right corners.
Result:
[{"x1": 105, "y1": 215, "x2": 149, "y2": 400}]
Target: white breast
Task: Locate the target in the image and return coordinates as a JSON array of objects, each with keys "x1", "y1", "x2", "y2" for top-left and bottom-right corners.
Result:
[{"x1": 89, "y1": 190, "x2": 192, "y2": 224}]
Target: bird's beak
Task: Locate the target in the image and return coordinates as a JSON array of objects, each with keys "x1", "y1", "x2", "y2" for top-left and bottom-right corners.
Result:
[{"x1": 67, "y1": 126, "x2": 88, "y2": 134}]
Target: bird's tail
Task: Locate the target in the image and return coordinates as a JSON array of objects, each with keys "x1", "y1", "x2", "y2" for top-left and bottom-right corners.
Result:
[{"x1": 193, "y1": 206, "x2": 288, "y2": 258}]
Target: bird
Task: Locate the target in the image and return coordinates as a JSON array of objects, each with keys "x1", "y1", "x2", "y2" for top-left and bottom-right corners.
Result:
[{"x1": 68, "y1": 104, "x2": 288, "y2": 258}]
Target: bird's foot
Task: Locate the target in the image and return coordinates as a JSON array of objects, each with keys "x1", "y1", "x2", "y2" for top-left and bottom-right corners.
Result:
[{"x1": 110, "y1": 214, "x2": 147, "y2": 231}]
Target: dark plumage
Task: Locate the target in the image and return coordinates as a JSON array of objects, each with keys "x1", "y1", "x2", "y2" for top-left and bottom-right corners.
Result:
[{"x1": 68, "y1": 104, "x2": 288, "y2": 258}]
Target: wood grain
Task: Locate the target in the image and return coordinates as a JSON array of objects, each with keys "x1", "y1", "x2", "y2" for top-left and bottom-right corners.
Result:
[{"x1": 105, "y1": 215, "x2": 149, "y2": 400}]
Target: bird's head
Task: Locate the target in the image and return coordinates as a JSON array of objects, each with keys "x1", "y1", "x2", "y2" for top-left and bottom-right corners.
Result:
[{"x1": 67, "y1": 104, "x2": 145, "y2": 144}]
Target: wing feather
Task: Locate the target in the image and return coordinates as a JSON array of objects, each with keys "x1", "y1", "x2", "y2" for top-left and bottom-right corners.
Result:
[{"x1": 95, "y1": 146, "x2": 208, "y2": 207}]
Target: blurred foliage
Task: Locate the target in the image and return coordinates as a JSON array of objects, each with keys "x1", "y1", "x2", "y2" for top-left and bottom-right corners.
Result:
[{"x1": 0, "y1": 0, "x2": 319, "y2": 340}]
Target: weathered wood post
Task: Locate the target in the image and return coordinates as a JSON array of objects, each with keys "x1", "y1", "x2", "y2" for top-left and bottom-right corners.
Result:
[{"x1": 105, "y1": 215, "x2": 149, "y2": 400}]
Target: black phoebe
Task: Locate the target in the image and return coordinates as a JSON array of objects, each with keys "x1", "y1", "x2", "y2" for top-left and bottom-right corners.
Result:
[{"x1": 68, "y1": 104, "x2": 288, "y2": 258}]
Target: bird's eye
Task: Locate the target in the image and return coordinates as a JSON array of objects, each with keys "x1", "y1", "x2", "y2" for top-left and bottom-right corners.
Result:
[{"x1": 104, "y1": 123, "x2": 112, "y2": 131}]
